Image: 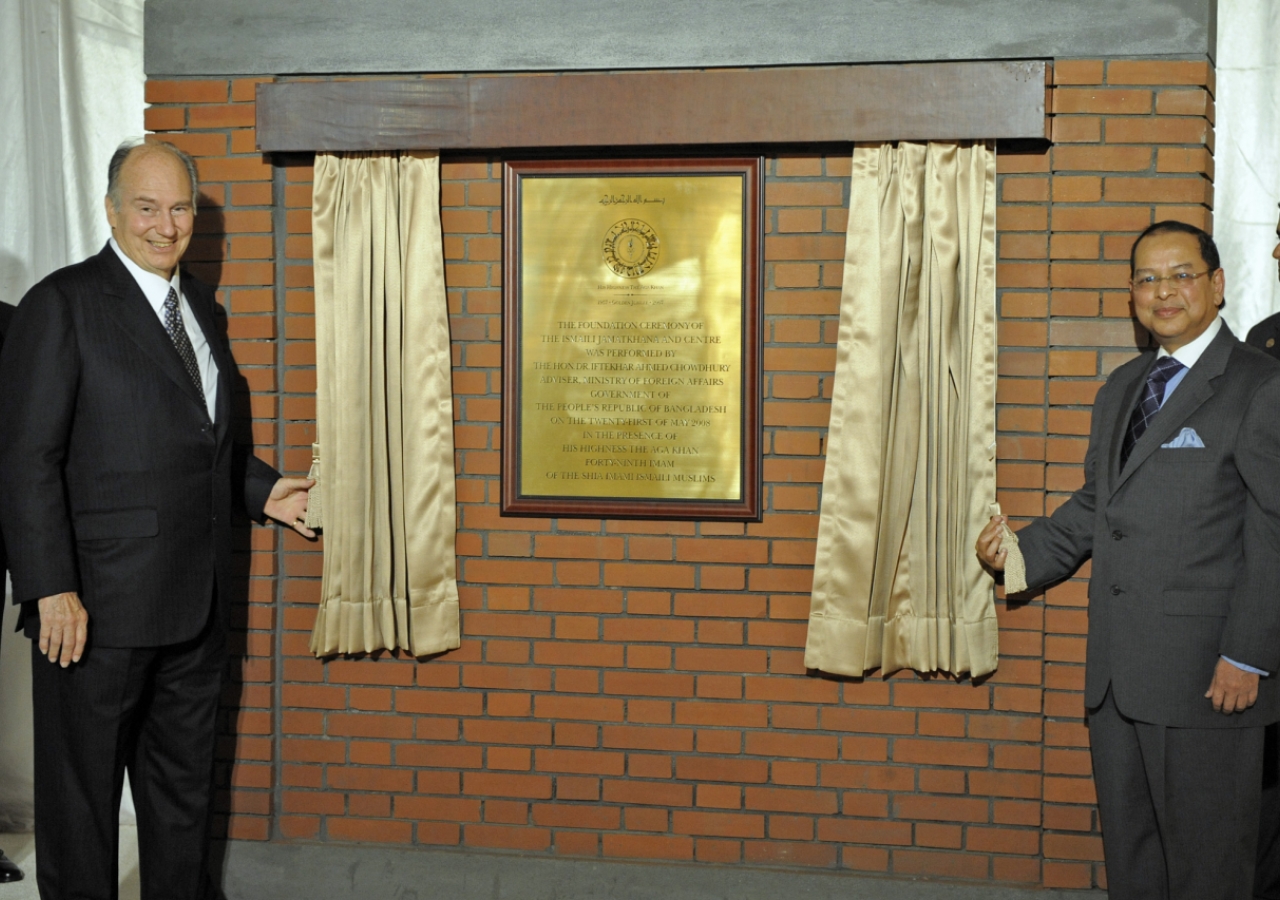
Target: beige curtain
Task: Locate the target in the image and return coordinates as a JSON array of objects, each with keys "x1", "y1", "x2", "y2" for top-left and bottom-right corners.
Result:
[
  {"x1": 804, "y1": 142, "x2": 999, "y2": 679},
  {"x1": 309, "y1": 151, "x2": 461, "y2": 657}
]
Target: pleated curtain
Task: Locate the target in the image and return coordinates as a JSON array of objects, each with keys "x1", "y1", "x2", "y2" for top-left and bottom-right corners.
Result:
[
  {"x1": 309, "y1": 151, "x2": 461, "y2": 657},
  {"x1": 804, "y1": 142, "x2": 1000, "y2": 679}
]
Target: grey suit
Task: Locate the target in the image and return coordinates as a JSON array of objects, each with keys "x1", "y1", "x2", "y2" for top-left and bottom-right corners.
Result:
[{"x1": 1016, "y1": 324, "x2": 1280, "y2": 897}]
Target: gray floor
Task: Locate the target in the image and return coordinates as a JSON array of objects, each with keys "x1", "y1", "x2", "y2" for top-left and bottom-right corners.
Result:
[
  {"x1": 217, "y1": 840, "x2": 1106, "y2": 900},
  {"x1": 0, "y1": 827, "x2": 140, "y2": 900},
  {"x1": 0, "y1": 831, "x2": 1106, "y2": 899}
]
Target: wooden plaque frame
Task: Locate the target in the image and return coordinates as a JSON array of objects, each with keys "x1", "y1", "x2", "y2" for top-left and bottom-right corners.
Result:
[{"x1": 502, "y1": 157, "x2": 762, "y2": 520}]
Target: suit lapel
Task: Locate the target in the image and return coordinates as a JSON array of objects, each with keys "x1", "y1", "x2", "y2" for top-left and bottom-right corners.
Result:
[
  {"x1": 1112, "y1": 324, "x2": 1235, "y2": 492},
  {"x1": 96, "y1": 245, "x2": 209, "y2": 415},
  {"x1": 181, "y1": 273, "x2": 231, "y2": 438},
  {"x1": 1108, "y1": 354, "x2": 1153, "y2": 484}
]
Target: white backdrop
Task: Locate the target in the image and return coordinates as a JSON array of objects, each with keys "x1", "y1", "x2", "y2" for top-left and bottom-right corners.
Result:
[
  {"x1": 1215, "y1": 0, "x2": 1280, "y2": 334},
  {"x1": 0, "y1": 0, "x2": 144, "y2": 830}
]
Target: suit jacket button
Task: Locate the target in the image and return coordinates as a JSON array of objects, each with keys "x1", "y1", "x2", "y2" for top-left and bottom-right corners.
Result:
[
  {"x1": 1111, "y1": 585, "x2": 1122, "y2": 595},
  {"x1": 1112, "y1": 531, "x2": 1123, "y2": 540}
]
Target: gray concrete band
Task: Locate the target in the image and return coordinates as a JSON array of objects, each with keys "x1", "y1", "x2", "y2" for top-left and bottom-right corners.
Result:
[
  {"x1": 214, "y1": 840, "x2": 1106, "y2": 900},
  {"x1": 145, "y1": 0, "x2": 1215, "y2": 77}
]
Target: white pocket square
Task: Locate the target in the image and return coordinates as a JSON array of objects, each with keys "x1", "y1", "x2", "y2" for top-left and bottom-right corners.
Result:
[{"x1": 1162, "y1": 427, "x2": 1205, "y2": 449}]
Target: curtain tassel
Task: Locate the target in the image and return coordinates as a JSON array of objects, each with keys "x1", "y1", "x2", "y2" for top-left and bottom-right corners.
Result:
[
  {"x1": 305, "y1": 442, "x2": 323, "y2": 529},
  {"x1": 989, "y1": 502, "x2": 1027, "y2": 594}
]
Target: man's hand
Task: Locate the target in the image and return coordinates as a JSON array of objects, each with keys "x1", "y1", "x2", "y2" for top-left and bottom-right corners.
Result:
[
  {"x1": 975, "y1": 515, "x2": 1007, "y2": 571},
  {"x1": 1205, "y1": 657, "x2": 1260, "y2": 714},
  {"x1": 38, "y1": 592, "x2": 89, "y2": 667},
  {"x1": 263, "y1": 477, "x2": 316, "y2": 539}
]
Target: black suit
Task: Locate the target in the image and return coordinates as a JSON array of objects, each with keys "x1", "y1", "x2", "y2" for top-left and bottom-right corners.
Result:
[
  {"x1": 0, "y1": 300, "x2": 11, "y2": 600},
  {"x1": 0, "y1": 245, "x2": 279, "y2": 899},
  {"x1": 1247, "y1": 314, "x2": 1280, "y2": 900},
  {"x1": 1247, "y1": 312, "x2": 1280, "y2": 362}
]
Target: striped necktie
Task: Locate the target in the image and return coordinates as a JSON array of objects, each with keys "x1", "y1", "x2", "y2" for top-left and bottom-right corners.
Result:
[
  {"x1": 1120, "y1": 355, "x2": 1185, "y2": 468},
  {"x1": 162, "y1": 286, "x2": 204, "y2": 397}
]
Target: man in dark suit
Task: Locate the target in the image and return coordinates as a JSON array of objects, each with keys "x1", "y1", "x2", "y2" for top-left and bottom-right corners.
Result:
[
  {"x1": 1245, "y1": 205, "x2": 1280, "y2": 361},
  {"x1": 977, "y1": 221, "x2": 1280, "y2": 900},
  {"x1": 0, "y1": 139, "x2": 313, "y2": 899},
  {"x1": 0, "y1": 300, "x2": 23, "y2": 883},
  {"x1": 1247, "y1": 204, "x2": 1280, "y2": 900}
]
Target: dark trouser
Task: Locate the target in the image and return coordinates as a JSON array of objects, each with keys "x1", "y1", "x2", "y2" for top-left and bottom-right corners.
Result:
[
  {"x1": 1089, "y1": 688, "x2": 1265, "y2": 900},
  {"x1": 31, "y1": 609, "x2": 226, "y2": 900},
  {"x1": 1256, "y1": 723, "x2": 1280, "y2": 899}
]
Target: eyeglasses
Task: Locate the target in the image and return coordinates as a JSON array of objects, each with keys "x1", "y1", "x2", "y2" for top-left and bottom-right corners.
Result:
[{"x1": 1131, "y1": 270, "x2": 1213, "y2": 292}]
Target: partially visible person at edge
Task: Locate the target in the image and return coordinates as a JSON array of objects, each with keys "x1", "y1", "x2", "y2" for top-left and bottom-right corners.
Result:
[
  {"x1": 976, "y1": 220, "x2": 1280, "y2": 900},
  {"x1": 0, "y1": 138, "x2": 315, "y2": 900},
  {"x1": 0, "y1": 299, "x2": 23, "y2": 883},
  {"x1": 1246, "y1": 203, "x2": 1280, "y2": 900}
]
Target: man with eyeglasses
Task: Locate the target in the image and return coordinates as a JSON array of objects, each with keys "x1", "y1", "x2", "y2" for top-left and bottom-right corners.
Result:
[
  {"x1": 1246, "y1": 203, "x2": 1280, "y2": 900},
  {"x1": 977, "y1": 220, "x2": 1280, "y2": 899}
]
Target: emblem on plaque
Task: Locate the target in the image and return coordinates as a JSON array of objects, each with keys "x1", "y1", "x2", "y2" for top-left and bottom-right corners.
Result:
[{"x1": 602, "y1": 219, "x2": 660, "y2": 278}]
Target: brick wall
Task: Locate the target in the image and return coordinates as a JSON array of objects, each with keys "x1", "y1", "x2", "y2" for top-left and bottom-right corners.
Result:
[{"x1": 142, "y1": 56, "x2": 1215, "y2": 889}]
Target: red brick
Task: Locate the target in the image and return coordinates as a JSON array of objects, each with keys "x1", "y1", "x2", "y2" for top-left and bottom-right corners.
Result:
[
  {"x1": 744, "y1": 732, "x2": 838, "y2": 760},
  {"x1": 893, "y1": 739, "x2": 988, "y2": 768},
  {"x1": 1053, "y1": 61, "x2": 1105, "y2": 85},
  {"x1": 893, "y1": 849, "x2": 990, "y2": 880},
  {"x1": 188, "y1": 104, "x2": 257, "y2": 129},
  {"x1": 1105, "y1": 117, "x2": 1210, "y2": 145},
  {"x1": 1053, "y1": 145, "x2": 1151, "y2": 172},
  {"x1": 602, "y1": 834, "x2": 694, "y2": 861},
  {"x1": 894, "y1": 795, "x2": 990, "y2": 823},
  {"x1": 675, "y1": 757, "x2": 769, "y2": 784},
  {"x1": 1044, "y1": 833, "x2": 1105, "y2": 861},
  {"x1": 817, "y1": 818, "x2": 912, "y2": 845},
  {"x1": 673, "y1": 811, "x2": 764, "y2": 838},
  {"x1": 1053, "y1": 88, "x2": 1151, "y2": 114},
  {"x1": 1107, "y1": 60, "x2": 1211, "y2": 86},
  {"x1": 744, "y1": 787, "x2": 837, "y2": 815}
]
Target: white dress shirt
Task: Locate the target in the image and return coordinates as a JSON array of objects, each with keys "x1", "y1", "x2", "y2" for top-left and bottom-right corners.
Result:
[
  {"x1": 110, "y1": 238, "x2": 219, "y2": 420},
  {"x1": 1154, "y1": 314, "x2": 1222, "y2": 407}
]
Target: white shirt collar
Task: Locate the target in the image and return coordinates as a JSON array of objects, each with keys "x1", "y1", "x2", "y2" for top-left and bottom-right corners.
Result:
[
  {"x1": 109, "y1": 237, "x2": 181, "y2": 313},
  {"x1": 1156, "y1": 314, "x2": 1223, "y2": 369}
]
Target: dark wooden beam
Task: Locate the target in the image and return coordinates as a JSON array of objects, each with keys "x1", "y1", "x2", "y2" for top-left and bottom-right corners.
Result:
[{"x1": 256, "y1": 61, "x2": 1046, "y2": 152}]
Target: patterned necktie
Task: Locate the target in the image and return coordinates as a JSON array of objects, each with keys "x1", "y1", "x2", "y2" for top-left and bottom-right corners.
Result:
[
  {"x1": 1120, "y1": 355, "x2": 1186, "y2": 468},
  {"x1": 162, "y1": 286, "x2": 204, "y2": 398}
]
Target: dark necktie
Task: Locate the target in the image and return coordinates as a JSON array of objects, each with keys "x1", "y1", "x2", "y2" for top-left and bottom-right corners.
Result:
[
  {"x1": 1120, "y1": 355, "x2": 1185, "y2": 468},
  {"x1": 162, "y1": 286, "x2": 204, "y2": 398}
]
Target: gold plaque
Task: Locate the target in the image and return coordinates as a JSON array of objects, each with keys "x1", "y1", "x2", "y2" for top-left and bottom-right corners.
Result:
[{"x1": 502, "y1": 159, "x2": 762, "y2": 519}]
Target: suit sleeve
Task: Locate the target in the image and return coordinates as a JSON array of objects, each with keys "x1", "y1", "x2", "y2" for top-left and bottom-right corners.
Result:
[
  {"x1": 0, "y1": 287, "x2": 83, "y2": 604},
  {"x1": 1012, "y1": 382, "x2": 1108, "y2": 591},
  {"x1": 207, "y1": 293, "x2": 280, "y2": 522},
  {"x1": 238, "y1": 449, "x2": 280, "y2": 523},
  {"x1": 1219, "y1": 372, "x2": 1280, "y2": 671}
]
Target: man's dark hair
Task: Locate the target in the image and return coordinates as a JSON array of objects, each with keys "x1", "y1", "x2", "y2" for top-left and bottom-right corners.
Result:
[
  {"x1": 1130, "y1": 220, "x2": 1220, "y2": 275},
  {"x1": 106, "y1": 138, "x2": 199, "y2": 212}
]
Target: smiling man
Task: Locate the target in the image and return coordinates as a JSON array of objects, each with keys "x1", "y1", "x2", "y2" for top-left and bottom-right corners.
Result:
[
  {"x1": 977, "y1": 221, "x2": 1280, "y2": 899},
  {"x1": 0, "y1": 139, "x2": 314, "y2": 900}
]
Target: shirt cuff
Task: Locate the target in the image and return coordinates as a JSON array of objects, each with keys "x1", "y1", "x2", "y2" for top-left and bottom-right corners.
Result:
[{"x1": 1222, "y1": 655, "x2": 1269, "y2": 677}]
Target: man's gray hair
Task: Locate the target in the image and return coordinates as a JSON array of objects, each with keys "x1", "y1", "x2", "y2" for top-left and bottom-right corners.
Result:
[{"x1": 106, "y1": 138, "x2": 199, "y2": 212}]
